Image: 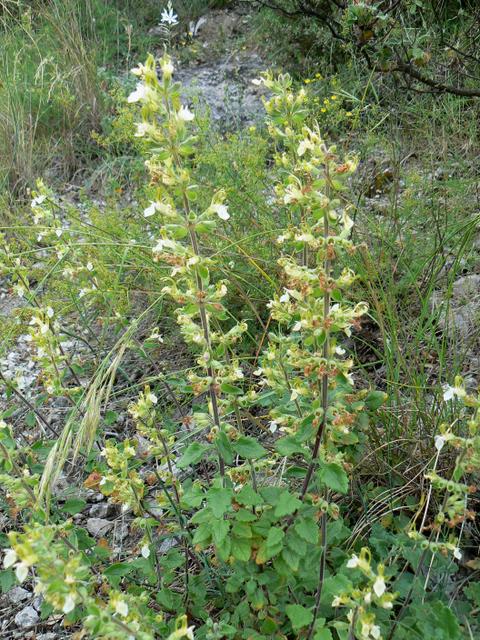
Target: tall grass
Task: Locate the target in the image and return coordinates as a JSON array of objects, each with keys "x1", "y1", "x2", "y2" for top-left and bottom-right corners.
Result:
[{"x1": 0, "y1": 0, "x2": 109, "y2": 199}]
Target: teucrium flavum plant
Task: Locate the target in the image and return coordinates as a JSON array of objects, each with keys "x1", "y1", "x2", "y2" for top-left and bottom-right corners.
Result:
[{"x1": 12, "y1": 53, "x2": 480, "y2": 640}]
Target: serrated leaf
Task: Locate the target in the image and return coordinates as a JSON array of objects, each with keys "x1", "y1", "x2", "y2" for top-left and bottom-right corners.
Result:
[
  {"x1": 206, "y1": 486, "x2": 233, "y2": 518},
  {"x1": 211, "y1": 519, "x2": 230, "y2": 546},
  {"x1": 233, "y1": 436, "x2": 267, "y2": 459},
  {"x1": 231, "y1": 537, "x2": 251, "y2": 562},
  {"x1": 215, "y1": 430, "x2": 234, "y2": 465},
  {"x1": 236, "y1": 484, "x2": 262, "y2": 506},
  {"x1": 178, "y1": 442, "x2": 209, "y2": 469},
  {"x1": 281, "y1": 547, "x2": 300, "y2": 571},
  {"x1": 274, "y1": 490, "x2": 302, "y2": 517},
  {"x1": 295, "y1": 517, "x2": 319, "y2": 544},
  {"x1": 235, "y1": 509, "x2": 257, "y2": 522},
  {"x1": 220, "y1": 383, "x2": 243, "y2": 396},
  {"x1": 60, "y1": 498, "x2": 86, "y2": 515},
  {"x1": 232, "y1": 522, "x2": 252, "y2": 538},
  {"x1": 266, "y1": 526, "x2": 284, "y2": 550},
  {"x1": 318, "y1": 462, "x2": 349, "y2": 494},
  {"x1": 275, "y1": 436, "x2": 307, "y2": 456},
  {"x1": 286, "y1": 603, "x2": 313, "y2": 630}
]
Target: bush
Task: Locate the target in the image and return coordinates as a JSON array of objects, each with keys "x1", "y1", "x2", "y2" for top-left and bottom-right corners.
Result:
[{"x1": 0, "y1": 52, "x2": 479, "y2": 639}]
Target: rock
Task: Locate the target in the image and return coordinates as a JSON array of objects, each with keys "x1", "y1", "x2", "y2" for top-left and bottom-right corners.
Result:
[
  {"x1": 6, "y1": 586, "x2": 30, "y2": 604},
  {"x1": 89, "y1": 502, "x2": 118, "y2": 519},
  {"x1": 36, "y1": 634, "x2": 57, "y2": 640},
  {"x1": 159, "y1": 538, "x2": 177, "y2": 553},
  {"x1": 14, "y1": 605, "x2": 39, "y2": 628},
  {"x1": 32, "y1": 595, "x2": 43, "y2": 611},
  {"x1": 114, "y1": 521, "x2": 129, "y2": 542},
  {"x1": 431, "y1": 274, "x2": 480, "y2": 342},
  {"x1": 86, "y1": 517, "x2": 114, "y2": 537}
]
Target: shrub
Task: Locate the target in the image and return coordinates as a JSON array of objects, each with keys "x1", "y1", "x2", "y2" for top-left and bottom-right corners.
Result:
[{"x1": 0, "y1": 53, "x2": 479, "y2": 640}]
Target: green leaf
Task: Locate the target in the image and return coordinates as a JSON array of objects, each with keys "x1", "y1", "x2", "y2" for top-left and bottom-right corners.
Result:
[
  {"x1": 178, "y1": 442, "x2": 209, "y2": 469},
  {"x1": 60, "y1": 498, "x2": 86, "y2": 515},
  {"x1": 231, "y1": 537, "x2": 251, "y2": 562},
  {"x1": 211, "y1": 519, "x2": 230, "y2": 546},
  {"x1": 266, "y1": 526, "x2": 285, "y2": 551},
  {"x1": 236, "y1": 484, "x2": 262, "y2": 506},
  {"x1": 25, "y1": 411, "x2": 36, "y2": 427},
  {"x1": 314, "y1": 628, "x2": 333, "y2": 640},
  {"x1": 295, "y1": 517, "x2": 319, "y2": 544},
  {"x1": 216, "y1": 430, "x2": 234, "y2": 465},
  {"x1": 220, "y1": 383, "x2": 243, "y2": 396},
  {"x1": 235, "y1": 509, "x2": 257, "y2": 522},
  {"x1": 156, "y1": 588, "x2": 183, "y2": 611},
  {"x1": 365, "y1": 390, "x2": 388, "y2": 410},
  {"x1": 232, "y1": 522, "x2": 252, "y2": 538},
  {"x1": 318, "y1": 462, "x2": 349, "y2": 494},
  {"x1": 274, "y1": 490, "x2": 302, "y2": 518},
  {"x1": 281, "y1": 546, "x2": 300, "y2": 571},
  {"x1": 192, "y1": 522, "x2": 212, "y2": 546},
  {"x1": 233, "y1": 436, "x2": 267, "y2": 459},
  {"x1": 285, "y1": 604, "x2": 313, "y2": 630},
  {"x1": 275, "y1": 436, "x2": 307, "y2": 456},
  {"x1": 206, "y1": 486, "x2": 233, "y2": 518},
  {"x1": 104, "y1": 410, "x2": 118, "y2": 426},
  {"x1": 103, "y1": 562, "x2": 134, "y2": 587},
  {"x1": 0, "y1": 569, "x2": 15, "y2": 593}
]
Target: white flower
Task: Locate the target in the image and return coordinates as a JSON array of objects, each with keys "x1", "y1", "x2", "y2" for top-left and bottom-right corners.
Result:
[
  {"x1": 335, "y1": 345, "x2": 346, "y2": 355},
  {"x1": 332, "y1": 596, "x2": 343, "y2": 607},
  {"x1": 297, "y1": 138, "x2": 314, "y2": 156},
  {"x1": 161, "y1": 58, "x2": 174, "y2": 78},
  {"x1": 442, "y1": 384, "x2": 465, "y2": 402},
  {"x1": 31, "y1": 194, "x2": 46, "y2": 208},
  {"x1": 177, "y1": 105, "x2": 195, "y2": 121},
  {"x1": 373, "y1": 575, "x2": 386, "y2": 597},
  {"x1": 371, "y1": 625, "x2": 381, "y2": 640},
  {"x1": 161, "y1": 2, "x2": 178, "y2": 26},
  {"x1": 279, "y1": 291, "x2": 290, "y2": 303},
  {"x1": 434, "y1": 435, "x2": 445, "y2": 452},
  {"x1": 251, "y1": 78, "x2": 262, "y2": 86},
  {"x1": 131, "y1": 63, "x2": 147, "y2": 77},
  {"x1": 153, "y1": 238, "x2": 176, "y2": 252},
  {"x1": 269, "y1": 420, "x2": 278, "y2": 433},
  {"x1": 3, "y1": 549, "x2": 17, "y2": 569},
  {"x1": 364, "y1": 591, "x2": 372, "y2": 604},
  {"x1": 63, "y1": 594, "x2": 76, "y2": 613},
  {"x1": 147, "y1": 392, "x2": 158, "y2": 404},
  {"x1": 15, "y1": 562, "x2": 29, "y2": 583},
  {"x1": 144, "y1": 201, "x2": 159, "y2": 217},
  {"x1": 346, "y1": 554, "x2": 359, "y2": 568},
  {"x1": 86, "y1": 262, "x2": 94, "y2": 271},
  {"x1": 55, "y1": 229, "x2": 63, "y2": 238},
  {"x1": 141, "y1": 544, "x2": 151, "y2": 558},
  {"x1": 46, "y1": 307, "x2": 54, "y2": 318},
  {"x1": 115, "y1": 600, "x2": 129, "y2": 617},
  {"x1": 453, "y1": 547, "x2": 462, "y2": 560},
  {"x1": 127, "y1": 82, "x2": 147, "y2": 103},
  {"x1": 211, "y1": 203, "x2": 230, "y2": 220}
]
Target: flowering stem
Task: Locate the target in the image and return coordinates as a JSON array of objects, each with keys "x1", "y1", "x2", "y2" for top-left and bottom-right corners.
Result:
[
  {"x1": 300, "y1": 175, "x2": 331, "y2": 500},
  {"x1": 186, "y1": 216, "x2": 225, "y2": 479}
]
